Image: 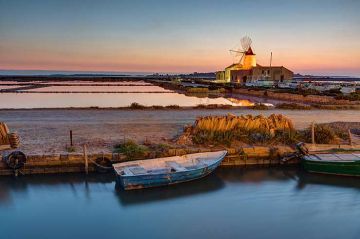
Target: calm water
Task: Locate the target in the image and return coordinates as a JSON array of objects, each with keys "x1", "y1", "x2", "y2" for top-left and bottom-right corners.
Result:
[
  {"x1": 0, "y1": 80, "x2": 279, "y2": 108},
  {"x1": 1, "y1": 168, "x2": 360, "y2": 239}
]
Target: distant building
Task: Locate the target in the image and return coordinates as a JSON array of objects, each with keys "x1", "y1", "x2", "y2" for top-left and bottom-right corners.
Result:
[{"x1": 216, "y1": 46, "x2": 293, "y2": 85}]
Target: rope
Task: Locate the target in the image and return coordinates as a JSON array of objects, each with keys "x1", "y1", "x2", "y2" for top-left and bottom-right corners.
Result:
[{"x1": 88, "y1": 158, "x2": 113, "y2": 170}]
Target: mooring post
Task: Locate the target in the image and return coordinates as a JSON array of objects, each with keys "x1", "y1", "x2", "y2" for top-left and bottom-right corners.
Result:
[
  {"x1": 83, "y1": 144, "x2": 88, "y2": 174},
  {"x1": 311, "y1": 122, "x2": 315, "y2": 147},
  {"x1": 70, "y1": 130, "x2": 73, "y2": 147},
  {"x1": 348, "y1": 129, "x2": 353, "y2": 147}
]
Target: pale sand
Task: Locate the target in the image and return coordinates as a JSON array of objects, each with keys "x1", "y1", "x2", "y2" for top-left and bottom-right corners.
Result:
[{"x1": 1, "y1": 109, "x2": 360, "y2": 154}]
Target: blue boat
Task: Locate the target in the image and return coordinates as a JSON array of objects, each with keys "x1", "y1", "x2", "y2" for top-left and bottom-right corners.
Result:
[{"x1": 113, "y1": 151, "x2": 227, "y2": 190}]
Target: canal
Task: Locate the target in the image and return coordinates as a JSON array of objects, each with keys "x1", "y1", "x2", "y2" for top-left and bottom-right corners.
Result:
[{"x1": 1, "y1": 167, "x2": 360, "y2": 239}]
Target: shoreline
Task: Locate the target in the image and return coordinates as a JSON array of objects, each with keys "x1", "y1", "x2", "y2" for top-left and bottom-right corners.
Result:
[{"x1": 1, "y1": 104, "x2": 360, "y2": 111}]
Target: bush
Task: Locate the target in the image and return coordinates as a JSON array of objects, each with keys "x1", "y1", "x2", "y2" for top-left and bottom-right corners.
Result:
[
  {"x1": 129, "y1": 102, "x2": 146, "y2": 109},
  {"x1": 114, "y1": 140, "x2": 148, "y2": 159},
  {"x1": 301, "y1": 125, "x2": 338, "y2": 144}
]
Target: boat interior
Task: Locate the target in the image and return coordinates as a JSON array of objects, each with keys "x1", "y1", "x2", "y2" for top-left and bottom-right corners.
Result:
[
  {"x1": 306, "y1": 153, "x2": 360, "y2": 162},
  {"x1": 113, "y1": 151, "x2": 227, "y2": 176}
]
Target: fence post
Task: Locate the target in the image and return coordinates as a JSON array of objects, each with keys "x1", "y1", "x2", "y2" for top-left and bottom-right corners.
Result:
[
  {"x1": 348, "y1": 129, "x2": 353, "y2": 147},
  {"x1": 83, "y1": 144, "x2": 88, "y2": 174},
  {"x1": 70, "y1": 130, "x2": 73, "y2": 147},
  {"x1": 311, "y1": 122, "x2": 315, "y2": 147}
]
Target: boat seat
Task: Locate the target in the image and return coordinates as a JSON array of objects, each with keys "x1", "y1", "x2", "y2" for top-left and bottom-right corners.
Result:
[
  {"x1": 165, "y1": 161, "x2": 186, "y2": 172},
  {"x1": 128, "y1": 166, "x2": 147, "y2": 175}
]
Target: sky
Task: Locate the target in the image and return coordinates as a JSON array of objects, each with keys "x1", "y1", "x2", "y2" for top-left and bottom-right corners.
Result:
[{"x1": 0, "y1": 0, "x2": 359, "y2": 76}]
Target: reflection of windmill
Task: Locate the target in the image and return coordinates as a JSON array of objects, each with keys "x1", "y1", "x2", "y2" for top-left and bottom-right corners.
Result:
[{"x1": 229, "y1": 36, "x2": 256, "y2": 69}]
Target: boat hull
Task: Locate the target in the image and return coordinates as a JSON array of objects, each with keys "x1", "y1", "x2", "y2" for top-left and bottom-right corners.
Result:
[
  {"x1": 302, "y1": 159, "x2": 360, "y2": 176},
  {"x1": 117, "y1": 159, "x2": 222, "y2": 190}
]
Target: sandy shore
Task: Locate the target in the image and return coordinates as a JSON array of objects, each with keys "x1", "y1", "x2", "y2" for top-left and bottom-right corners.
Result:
[{"x1": 1, "y1": 108, "x2": 360, "y2": 154}]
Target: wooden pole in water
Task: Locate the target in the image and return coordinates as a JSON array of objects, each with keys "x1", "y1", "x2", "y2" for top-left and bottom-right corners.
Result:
[
  {"x1": 348, "y1": 129, "x2": 353, "y2": 147},
  {"x1": 311, "y1": 122, "x2": 315, "y2": 146},
  {"x1": 83, "y1": 144, "x2": 88, "y2": 174}
]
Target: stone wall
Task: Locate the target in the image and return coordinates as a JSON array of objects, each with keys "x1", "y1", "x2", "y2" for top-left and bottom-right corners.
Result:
[{"x1": 0, "y1": 146, "x2": 297, "y2": 176}]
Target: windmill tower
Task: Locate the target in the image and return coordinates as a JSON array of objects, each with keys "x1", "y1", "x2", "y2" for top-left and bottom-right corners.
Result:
[{"x1": 230, "y1": 36, "x2": 256, "y2": 69}]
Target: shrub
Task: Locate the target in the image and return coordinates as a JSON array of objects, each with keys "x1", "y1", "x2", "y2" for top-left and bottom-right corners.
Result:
[
  {"x1": 301, "y1": 124, "x2": 337, "y2": 144},
  {"x1": 114, "y1": 140, "x2": 148, "y2": 159},
  {"x1": 129, "y1": 102, "x2": 146, "y2": 109}
]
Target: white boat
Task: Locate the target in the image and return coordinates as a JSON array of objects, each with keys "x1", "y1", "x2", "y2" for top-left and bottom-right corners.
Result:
[{"x1": 113, "y1": 151, "x2": 227, "y2": 190}]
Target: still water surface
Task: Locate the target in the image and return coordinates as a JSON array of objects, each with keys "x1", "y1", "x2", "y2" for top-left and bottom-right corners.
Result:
[
  {"x1": 1, "y1": 168, "x2": 360, "y2": 239},
  {"x1": 0, "y1": 81, "x2": 276, "y2": 108}
]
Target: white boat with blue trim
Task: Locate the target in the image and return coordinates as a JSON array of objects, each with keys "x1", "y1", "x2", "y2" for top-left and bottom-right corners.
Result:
[{"x1": 113, "y1": 150, "x2": 227, "y2": 190}]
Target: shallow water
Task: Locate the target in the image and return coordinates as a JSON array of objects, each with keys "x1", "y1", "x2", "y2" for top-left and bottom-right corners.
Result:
[
  {"x1": 0, "y1": 81, "x2": 275, "y2": 108},
  {"x1": 0, "y1": 92, "x2": 260, "y2": 108},
  {"x1": 1, "y1": 168, "x2": 360, "y2": 239}
]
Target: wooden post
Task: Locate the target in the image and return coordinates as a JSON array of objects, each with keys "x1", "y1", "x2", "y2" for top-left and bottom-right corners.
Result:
[
  {"x1": 70, "y1": 130, "x2": 73, "y2": 147},
  {"x1": 311, "y1": 122, "x2": 315, "y2": 146},
  {"x1": 349, "y1": 129, "x2": 353, "y2": 147},
  {"x1": 83, "y1": 144, "x2": 88, "y2": 174}
]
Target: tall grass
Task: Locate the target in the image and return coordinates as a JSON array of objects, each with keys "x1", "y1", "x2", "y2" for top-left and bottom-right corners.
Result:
[{"x1": 187, "y1": 114, "x2": 295, "y2": 145}]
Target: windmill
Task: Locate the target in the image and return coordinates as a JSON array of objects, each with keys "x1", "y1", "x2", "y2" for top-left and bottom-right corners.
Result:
[{"x1": 229, "y1": 36, "x2": 253, "y2": 66}]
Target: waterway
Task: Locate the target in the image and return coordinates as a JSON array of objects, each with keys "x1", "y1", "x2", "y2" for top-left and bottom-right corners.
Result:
[{"x1": 1, "y1": 168, "x2": 359, "y2": 239}]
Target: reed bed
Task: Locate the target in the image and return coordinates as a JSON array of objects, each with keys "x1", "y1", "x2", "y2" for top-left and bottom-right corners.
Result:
[{"x1": 177, "y1": 114, "x2": 295, "y2": 146}]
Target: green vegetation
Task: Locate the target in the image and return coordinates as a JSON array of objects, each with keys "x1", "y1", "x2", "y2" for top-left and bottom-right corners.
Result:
[
  {"x1": 300, "y1": 124, "x2": 338, "y2": 144},
  {"x1": 114, "y1": 140, "x2": 149, "y2": 159},
  {"x1": 148, "y1": 143, "x2": 171, "y2": 157}
]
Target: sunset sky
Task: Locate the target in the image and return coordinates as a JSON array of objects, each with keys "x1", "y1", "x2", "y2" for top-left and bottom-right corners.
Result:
[{"x1": 0, "y1": 0, "x2": 359, "y2": 76}]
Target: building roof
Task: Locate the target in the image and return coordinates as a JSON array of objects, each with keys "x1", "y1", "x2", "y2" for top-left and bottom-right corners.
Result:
[{"x1": 245, "y1": 47, "x2": 255, "y2": 55}]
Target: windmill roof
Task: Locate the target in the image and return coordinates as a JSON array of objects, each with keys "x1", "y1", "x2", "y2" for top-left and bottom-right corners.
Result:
[{"x1": 245, "y1": 47, "x2": 255, "y2": 55}]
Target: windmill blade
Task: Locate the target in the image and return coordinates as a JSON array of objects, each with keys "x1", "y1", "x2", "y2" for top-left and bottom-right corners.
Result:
[
  {"x1": 241, "y1": 36, "x2": 252, "y2": 51},
  {"x1": 229, "y1": 49, "x2": 245, "y2": 58},
  {"x1": 238, "y1": 53, "x2": 245, "y2": 64}
]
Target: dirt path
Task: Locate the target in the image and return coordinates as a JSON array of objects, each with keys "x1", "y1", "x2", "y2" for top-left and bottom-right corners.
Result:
[{"x1": 1, "y1": 109, "x2": 360, "y2": 154}]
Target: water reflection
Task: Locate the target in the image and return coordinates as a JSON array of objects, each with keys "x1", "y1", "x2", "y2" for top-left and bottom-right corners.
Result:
[
  {"x1": 0, "y1": 173, "x2": 114, "y2": 205},
  {"x1": 296, "y1": 172, "x2": 360, "y2": 191},
  {"x1": 115, "y1": 173, "x2": 225, "y2": 206},
  {"x1": 2, "y1": 168, "x2": 360, "y2": 239},
  {"x1": 2, "y1": 168, "x2": 360, "y2": 207}
]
